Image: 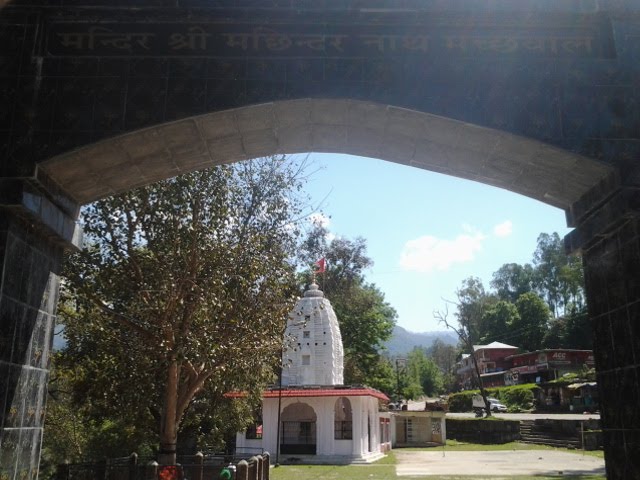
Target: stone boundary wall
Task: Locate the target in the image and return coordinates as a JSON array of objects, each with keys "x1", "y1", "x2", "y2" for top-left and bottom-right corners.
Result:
[
  {"x1": 530, "y1": 419, "x2": 603, "y2": 450},
  {"x1": 446, "y1": 419, "x2": 521, "y2": 444}
]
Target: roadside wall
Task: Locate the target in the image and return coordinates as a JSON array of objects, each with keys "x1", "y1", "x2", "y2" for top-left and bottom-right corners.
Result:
[{"x1": 446, "y1": 419, "x2": 520, "y2": 444}]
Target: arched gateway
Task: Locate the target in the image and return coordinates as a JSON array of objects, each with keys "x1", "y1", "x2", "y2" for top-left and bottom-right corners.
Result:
[{"x1": 1, "y1": 1, "x2": 639, "y2": 478}]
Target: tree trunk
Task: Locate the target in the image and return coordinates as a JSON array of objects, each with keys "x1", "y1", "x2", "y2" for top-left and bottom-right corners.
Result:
[
  {"x1": 159, "y1": 358, "x2": 179, "y2": 465},
  {"x1": 470, "y1": 348, "x2": 491, "y2": 417}
]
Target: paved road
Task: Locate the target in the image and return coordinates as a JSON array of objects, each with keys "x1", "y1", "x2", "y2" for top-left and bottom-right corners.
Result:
[
  {"x1": 446, "y1": 412, "x2": 600, "y2": 421},
  {"x1": 395, "y1": 450, "x2": 605, "y2": 477}
]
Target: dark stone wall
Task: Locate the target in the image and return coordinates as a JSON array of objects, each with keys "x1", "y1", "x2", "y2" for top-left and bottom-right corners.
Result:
[
  {"x1": 0, "y1": 0, "x2": 639, "y2": 186},
  {"x1": 0, "y1": 1, "x2": 640, "y2": 478},
  {"x1": 446, "y1": 418, "x2": 521, "y2": 444},
  {"x1": 0, "y1": 213, "x2": 63, "y2": 480},
  {"x1": 582, "y1": 210, "x2": 640, "y2": 479}
]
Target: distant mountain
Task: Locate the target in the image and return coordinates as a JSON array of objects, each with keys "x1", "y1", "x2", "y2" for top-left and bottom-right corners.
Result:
[{"x1": 383, "y1": 325, "x2": 458, "y2": 356}]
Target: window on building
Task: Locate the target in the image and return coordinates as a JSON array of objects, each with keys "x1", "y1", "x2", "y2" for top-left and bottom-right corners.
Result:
[
  {"x1": 246, "y1": 423, "x2": 263, "y2": 439},
  {"x1": 302, "y1": 355, "x2": 311, "y2": 365},
  {"x1": 303, "y1": 330, "x2": 310, "y2": 338},
  {"x1": 246, "y1": 410, "x2": 263, "y2": 439},
  {"x1": 406, "y1": 418, "x2": 414, "y2": 442}
]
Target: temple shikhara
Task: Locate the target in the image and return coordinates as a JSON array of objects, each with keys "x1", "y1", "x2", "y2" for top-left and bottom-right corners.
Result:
[{"x1": 234, "y1": 283, "x2": 392, "y2": 463}]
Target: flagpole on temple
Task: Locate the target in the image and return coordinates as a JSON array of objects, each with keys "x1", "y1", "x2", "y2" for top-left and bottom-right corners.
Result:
[{"x1": 314, "y1": 257, "x2": 326, "y2": 291}]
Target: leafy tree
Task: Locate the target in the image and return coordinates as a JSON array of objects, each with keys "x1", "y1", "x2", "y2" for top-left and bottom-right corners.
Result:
[
  {"x1": 491, "y1": 263, "x2": 534, "y2": 303},
  {"x1": 512, "y1": 292, "x2": 551, "y2": 352},
  {"x1": 543, "y1": 309, "x2": 592, "y2": 350},
  {"x1": 453, "y1": 277, "x2": 496, "y2": 346},
  {"x1": 563, "y1": 309, "x2": 592, "y2": 349},
  {"x1": 41, "y1": 351, "x2": 158, "y2": 474},
  {"x1": 297, "y1": 226, "x2": 396, "y2": 391},
  {"x1": 435, "y1": 279, "x2": 494, "y2": 416},
  {"x1": 542, "y1": 316, "x2": 568, "y2": 349},
  {"x1": 428, "y1": 339, "x2": 459, "y2": 392},
  {"x1": 480, "y1": 301, "x2": 520, "y2": 344},
  {"x1": 404, "y1": 348, "x2": 443, "y2": 397},
  {"x1": 353, "y1": 356, "x2": 396, "y2": 394},
  {"x1": 334, "y1": 283, "x2": 396, "y2": 384},
  {"x1": 61, "y1": 157, "x2": 305, "y2": 464},
  {"x1": 532, "y1": 233, "x2": 585, "y2": 316}
]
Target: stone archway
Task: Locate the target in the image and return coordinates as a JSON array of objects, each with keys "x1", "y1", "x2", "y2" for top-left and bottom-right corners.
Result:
[
  {"x1": 1, "y1": 96, "x2": 637, "y2": 478},
  {"x1": 1, "y1": 2, "x2": 639, "y2": 474},
  {"x1": 38, "y1": 99, "x2": 614, "y2": 211}
]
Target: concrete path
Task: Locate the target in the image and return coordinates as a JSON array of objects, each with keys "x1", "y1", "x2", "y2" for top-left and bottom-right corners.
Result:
[{"x1": 395, "y1": 450, "x2": 606, "y2": 477}]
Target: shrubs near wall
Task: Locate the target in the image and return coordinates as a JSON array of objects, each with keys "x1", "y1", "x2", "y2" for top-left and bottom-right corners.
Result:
[
  {"x1": 448, "y1": 391, "x2": 476, "y2": 412},
  {"x1": 448, "y1": 384, "x2": 540, "y2": 412},
  {"x1": 498, "y1": 384, "x2": 540, "y2": 412}
]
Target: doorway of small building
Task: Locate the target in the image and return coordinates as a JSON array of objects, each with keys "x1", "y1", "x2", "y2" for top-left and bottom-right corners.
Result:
[{"x1": 280, "y1": 403, "x2": 317, "y2": 455}]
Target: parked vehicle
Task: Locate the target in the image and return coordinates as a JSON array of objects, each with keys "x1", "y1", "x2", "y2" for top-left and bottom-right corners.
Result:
[{"x1": 472, "y1": 394, "x2": 508, "y2": 414}]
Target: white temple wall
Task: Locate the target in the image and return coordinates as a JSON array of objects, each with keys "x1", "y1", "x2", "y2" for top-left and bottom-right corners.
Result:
[
  {"x1": 262, "y1": 397, "x2": 279, "y2": 456},
  {"x1": 367, "y1": 398, "x2": 380, "y2": 453},
  {"x1": 259, "y1": 395, "x2": 382, "y2": 459}
]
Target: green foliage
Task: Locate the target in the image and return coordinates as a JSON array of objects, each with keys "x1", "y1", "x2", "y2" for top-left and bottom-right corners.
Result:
[
  {"x1": 447, "y1": 384, "x2": 540, "y2": 412},
  {"x1": 297, "y1": 226, "x2": 397, "y2": 393},
  {"x1": 447, "y1": 391, "x2": 476, "y2": 412},
  {"x1": 57, "y1": 157, "x2": 307, "y2": 461},
  {"x1": 543, "y1": 309, "x2": 592, "y2": 350},
  {"x1": 512, "y1": 292, "x2": 551, "y2": 352},
  {"x1": 480, "y1": 301, "x2": 519, "y2": 344},
  {"x1": 491, "y1": 263, "x2": 535, "y2": 303},
  {"x1": 360, "y1": 357, "x2": 396, "y2": 393},
  {"x1": 532, "y1": 233, "x2": 585, "y2": 317},
  {"x1": 404, "y1": 348, "x2": 444, "y2": 397},
  {"x1": 443, "y1": 232, "x2": 588, "y2": 362},
  {"x1": 454, "y1": 277, "x2": 496, "y2": 346},
  {"x1": 496, "y1": 384, "x2": 540, "y2": 412},
  {"x1": 40, "y1": 356, "x2": 157, "y2": 474},
  {"x1": 402, "y1": 382, "x2": 425, "y2": 400},
  {"x1": 427, "y1": 339, "x2": 459, "y2": 391},
  {"x1": 335, "y1": 283, "x2": 396, "y2": 383}
]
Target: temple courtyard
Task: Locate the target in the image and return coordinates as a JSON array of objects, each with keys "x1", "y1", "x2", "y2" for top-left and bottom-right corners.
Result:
[{"x1": 394, "y1": 450, "x2": 605, "y2": 477}]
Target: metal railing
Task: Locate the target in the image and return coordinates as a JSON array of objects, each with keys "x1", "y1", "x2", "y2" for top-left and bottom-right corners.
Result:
[{"x1": 54, "y1": 451, "x2": 271, "y2": 480}]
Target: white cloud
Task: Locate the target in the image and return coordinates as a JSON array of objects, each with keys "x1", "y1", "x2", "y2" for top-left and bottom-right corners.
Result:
[
  {"x1": 493, "y1": 220, "x2": 513, "y2": 238},
  {"x1": 399, "y1": 231, "x2": 485, "y2": 273},
  {"x1": 308, "y1": 212, "x2": 331, "y2": 228}
]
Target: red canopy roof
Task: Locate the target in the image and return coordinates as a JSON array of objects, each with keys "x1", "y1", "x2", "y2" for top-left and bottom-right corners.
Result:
[{"x1": 226, "y1": 387, "x2": 389, "y2": 402}]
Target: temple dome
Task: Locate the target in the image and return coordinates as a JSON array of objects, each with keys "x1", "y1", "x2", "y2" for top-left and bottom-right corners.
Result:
[{"x1": 281, "y1": 283, "x2": 344, "y2": 386}]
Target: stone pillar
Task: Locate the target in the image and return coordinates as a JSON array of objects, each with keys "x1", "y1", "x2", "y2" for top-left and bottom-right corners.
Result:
[
  {"x1": 566, "y1": 183, "x2": 640, "y2": 479},
  {"x1": 0, "y1": 178, "x2": 80, "y2": 480}
]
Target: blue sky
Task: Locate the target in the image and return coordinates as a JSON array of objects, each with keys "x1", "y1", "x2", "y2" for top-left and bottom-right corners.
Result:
[{"x1": 297, "y1": 152, "x2": 572, "y2": 333}]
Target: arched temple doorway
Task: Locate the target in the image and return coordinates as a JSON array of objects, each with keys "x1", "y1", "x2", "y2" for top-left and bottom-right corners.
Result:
[
  {"x1": 280, "y1": 403, "x2": 317, "y2": 455},
  {"x1": 334, "y1": 397, "x2": 353, "y2": 441}
]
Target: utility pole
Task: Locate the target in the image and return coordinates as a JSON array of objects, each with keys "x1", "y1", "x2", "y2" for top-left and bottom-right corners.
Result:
[{"x1": 395, "y1": 358, "x2": 406, "y2": 404}]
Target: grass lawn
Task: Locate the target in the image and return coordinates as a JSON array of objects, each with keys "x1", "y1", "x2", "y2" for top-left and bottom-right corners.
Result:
[{"x1": 269, "y1": 442, "x2": 605, "y2": 480}]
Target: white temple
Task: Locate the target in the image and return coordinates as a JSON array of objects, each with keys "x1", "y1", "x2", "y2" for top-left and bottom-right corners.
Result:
[
  {"x1": 281, "y1": 283, "x2": 344, "y2": 386},
  {"x1": 233, "y1": 283, "x2": 391, "y2": 463}
]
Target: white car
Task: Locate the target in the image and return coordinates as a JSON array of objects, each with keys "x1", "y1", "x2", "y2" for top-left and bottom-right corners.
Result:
[
  {"x1": 472, "y1": 394, "x2": 508, "y2": 413},
  {"x1": 488, "y1": 399, "x2": 508, "y2": 413}
]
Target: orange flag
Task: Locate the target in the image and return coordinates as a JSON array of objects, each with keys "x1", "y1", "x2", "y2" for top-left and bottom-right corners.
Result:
[{"x1": 314, "y1": 258, "x2": 326, "y2": 273}]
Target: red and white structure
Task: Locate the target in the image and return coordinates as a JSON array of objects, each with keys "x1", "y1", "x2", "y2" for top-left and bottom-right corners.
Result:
[{"x1": 234, "y1": 283, "x2": 390, "y2": 463}]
